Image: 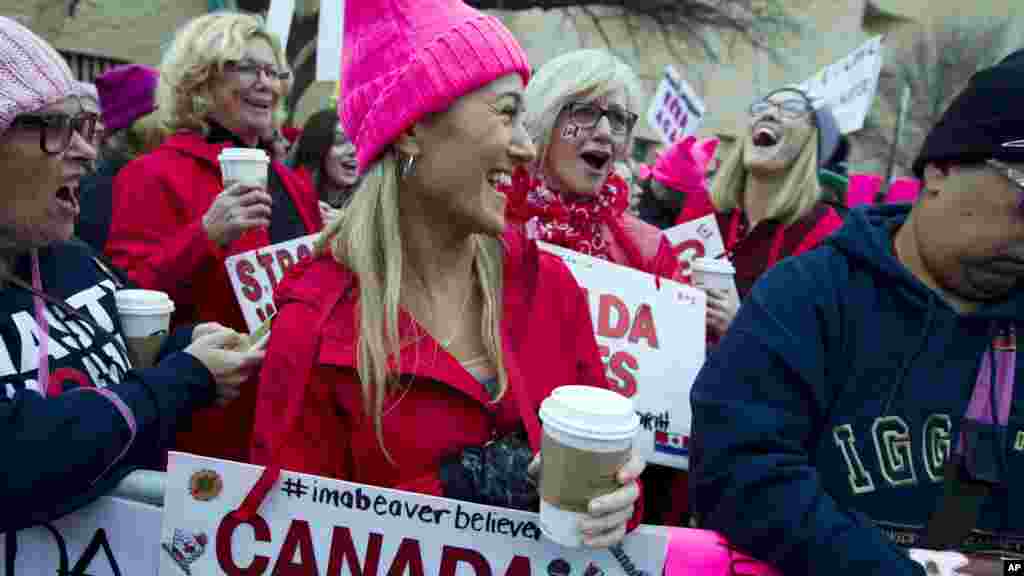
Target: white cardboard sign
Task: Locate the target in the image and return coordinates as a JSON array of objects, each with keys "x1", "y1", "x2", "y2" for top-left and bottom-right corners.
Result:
[
  {"x1": 646, "y1": 65, "x2": 705, "y2": 144},
  {"x1": 159, "y1": 452, "x2": 669, "y2": 576},
  {"x1": 0, "y1": 497, "x2": 162, "y2": 576},
  {"x1": 266, "y1": 0, "x2": 296, "y2": 52},
  {"x1": 661, "y1": 214, "x2": 726, "y2": 281},
  {"x1": 539, "y1": 243, "x2": 706, "y2": 470},
  {"x1": 316, "y1": 0, "x2": 344, "y2": 82},
  {"x1": 225, "y1": 234, "x2": 318, "y2": 334},
  {"x1": 796, "y1": 35, "x2": 884, "y2": 134}
]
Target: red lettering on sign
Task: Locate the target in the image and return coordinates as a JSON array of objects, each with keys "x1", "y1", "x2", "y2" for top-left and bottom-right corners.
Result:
[
  {"x1": 628, "y1": 304, "x2": 659, "y2": 349},
  {"x1": 609, "y1": 351, "x2": 639, "y2": 397},
  {"x1": 217, "y1": 513, "x2": 271, "y2": 575},
  {"x1": 256, "y1": 303, "x2": 276, "y2": 324},
  {"x1": 386, "y1": 538, "x2": 424, "y2": 576},
  {"x1": 272, "y1": 520, "x2": 319, "y2": 575},
  {"x1": 327, "y1": 527, "x2": 383, "y2": 576},
  {"x1": 598, "y1": 294, "x2": 629, "y2": 339},
  {"x1": 672, "y1": 239, "x2": 705, "y2": 277},
  {"x1": 277, "y1": 249, "x2": 296, "y2": 276},
  {"x1": 503, "y1": 556, "x2": 532, "y2": 576},
  {"x1": 237, "y1": 259, "x2": 262, "y2": 302},
  {"x1": 256, "y1": 253, "x2": 278, "y2": 290},
  {"x1": 439, "y1": 546, "x2": 492, "y2": 576}
]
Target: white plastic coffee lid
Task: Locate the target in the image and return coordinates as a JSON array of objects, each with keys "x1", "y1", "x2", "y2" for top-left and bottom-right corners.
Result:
[
  {"x1": 115, "y1": 289, "x2": 175, "y2": 315},
  {"x1": 218, "y1": 147, "x2": 269, "y2": 163},
  {"x1": 539, "y1": 385, "x2": 639, "y2": 441},
  {"x1": 692, "y1": 256, "x2": 735, "y2": 275}
]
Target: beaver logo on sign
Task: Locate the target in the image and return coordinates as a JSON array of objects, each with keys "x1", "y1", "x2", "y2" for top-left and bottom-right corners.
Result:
[
  {"x1": 189, "y1": 469, "x2": 223, "y2": 502},
  {"x1": 162, "y1": 529, "x2": 208, "y2": 575}
]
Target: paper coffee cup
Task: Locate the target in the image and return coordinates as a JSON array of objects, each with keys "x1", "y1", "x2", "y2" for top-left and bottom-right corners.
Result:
[
  {"x1": 692, "y1": 257, "x2": 740, "y2": 306},
  {"x1": 115, "y1": 289, "x2": 174, "y2": 369},
  {"x1": 218, "y1": 147, "x2": 269, "y2": 188},
  {"x1": 538, "y1": 385, "x2": 639, "y2": 547}
]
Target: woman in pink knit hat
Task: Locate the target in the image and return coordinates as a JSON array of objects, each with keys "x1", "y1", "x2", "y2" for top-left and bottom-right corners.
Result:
[
  {"x1": 248, "y1": 0, "x2": 645, "y2": 548},
  {"x1": 0, "y1": 16, "x2": 261, "y2": 531},
  {"x1": 504, "y1": 49, "x2": 676, "y2": 278}
]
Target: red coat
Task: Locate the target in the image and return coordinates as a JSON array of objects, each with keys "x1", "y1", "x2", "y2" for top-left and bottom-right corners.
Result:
[
  {"x1": 246, "y1": 228, "x2": 642, "y2": 527},
  {"x1": 105, "y1": 132, "x2": 322, "y2": 463}
]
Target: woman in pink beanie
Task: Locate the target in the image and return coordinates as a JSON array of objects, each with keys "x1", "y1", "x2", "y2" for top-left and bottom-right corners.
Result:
[
  {"x1": 248, "y1": 0, "x2": 645, "y2": 547},
  {"x1": 0, "y1": 16, "x2": 261, "y2": 532},
  {"x1": 504, "y1": 49, "x2": 676, "y2": 279}
]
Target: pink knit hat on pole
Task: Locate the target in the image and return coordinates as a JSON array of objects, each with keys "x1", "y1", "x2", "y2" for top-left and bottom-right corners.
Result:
[
  {"x1": 646, "y1": 136, "x2": 719, "y2": 195},
  {"x1": 0, "y1": 16, "x2": 77, "y2": 134},
  {"x1": 341, "y1": 0, "x2": 531, "y2": 172}
]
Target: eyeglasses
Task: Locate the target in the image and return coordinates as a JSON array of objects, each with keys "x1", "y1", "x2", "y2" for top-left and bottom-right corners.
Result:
[
  {"x1": 224, "y1": 60, "x2": 291, "y2": 85},
  {"x1": 749, "y1": 98, "x2": 812, "y2": 120},
  {"x1": 986, "y1": 159, "x2": 1024, "y2": 210},
  {"x1": 10, "y1": 113, "x2": 99, "y2": 155},
  {"x1": 564, "y1": 102, "x2": 638, "y2": 135}
]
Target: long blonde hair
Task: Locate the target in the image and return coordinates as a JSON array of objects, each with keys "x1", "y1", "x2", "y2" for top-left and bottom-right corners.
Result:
[
  {"x1": 156, "y1": 12, "x2": 291, "y2": 136},
  {"x1": 710, "y1": 129, "x2": 822, "y2": 226},
  {"x1": 315, "y1": 151, "x2": 507, "y2": 459}
]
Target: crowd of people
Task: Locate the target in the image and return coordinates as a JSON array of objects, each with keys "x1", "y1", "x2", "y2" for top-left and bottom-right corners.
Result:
[{"x1": 2, "y1": 0, "x2": 1023, "y2": 573}]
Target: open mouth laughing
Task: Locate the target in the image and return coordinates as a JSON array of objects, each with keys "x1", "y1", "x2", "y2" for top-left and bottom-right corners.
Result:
[
  {"x1": 580, "y1": 148, "x2": 612, "y2": 173},
  {"x1": 752, "y1": 125, "x2": 780, "y2": 148},
  {"x1": 56, "y1": 184, "x2": 80, "y2": 217}
]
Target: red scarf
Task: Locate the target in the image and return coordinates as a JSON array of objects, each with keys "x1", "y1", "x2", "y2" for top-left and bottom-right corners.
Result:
[{"x1": 504, "y1": 168, "x2": 630, "y2": 262}]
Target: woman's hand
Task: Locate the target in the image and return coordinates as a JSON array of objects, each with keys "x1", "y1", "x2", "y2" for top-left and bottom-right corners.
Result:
[
  {"x1": 192, "y1": 322, "x2": 228, "y2": 342},
  {"x1": 203, "y1": 182, "x2": 273, "y2": 248},
  {"x1": 320, "y1": 201, "x2": 342, "y2": 228},
  {"x1": 527, "y1": 450, "x2": 646, "y2": 548},
  {"x1": 705, "y1": 288, "x2": 739, "y2": 338},
  {"x1": 184, "y1": 328, "x2": 265, "y2": 407}
]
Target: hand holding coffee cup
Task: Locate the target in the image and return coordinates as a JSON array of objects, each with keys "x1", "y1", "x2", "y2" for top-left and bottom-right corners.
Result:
[
  {"x1": 692, "y1": 257, "x2": 740, "y2": 337},
  {"x1": 204, "y1": 148, "x2": 273, "y2": 248},
  {"x1": 537, "y1": 386, "x2": 642, "y2": 548},
  {"x1": 116, "y1": 290, "x2": 174, "y2": 369},
  {"x1": 184, "y1": 328, "x2": 265, "y2": 407}
]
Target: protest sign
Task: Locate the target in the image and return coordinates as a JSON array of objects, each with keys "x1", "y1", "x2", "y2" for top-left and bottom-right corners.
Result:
[
  {"x1": 225, "y1": 233, "x2": 318, "y2": 334},
  {"x1": 266, "y1": 0, "x2": 296, "y2": 53},
  {"x1": 538, "y1": 243, "x2": 706, "y2": 470},
  {"x1": 647, "y1": 65, "x2": 705, "y2": 144},
  {"x1": 316, "y1": 0, "x2": 344, "y2": 82},
  {"x1": 796, "y1": 36, "x2": 884, "y2": 134},
  {"x1": 159, "y1": 452, "x2": 669, "y2": 576},
  {"x1": 0, "y1": 497, "x2": 162, "y2": 576},
  {"x1": 661, "y1": 214, "x2": 726, "y2": 281}
]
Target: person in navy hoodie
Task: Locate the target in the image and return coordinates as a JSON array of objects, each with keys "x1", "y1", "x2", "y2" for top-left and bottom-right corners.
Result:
[
  {"x1": 690, "y1": 49, "x2": 1024, "y2": 575},
  {"x1": 0, "y1": 17, "x2": 263, "y2": 534}
]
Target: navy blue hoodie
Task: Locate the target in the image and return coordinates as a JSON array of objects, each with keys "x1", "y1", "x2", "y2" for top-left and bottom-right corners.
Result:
[
  {"x1": 690, "y1": 204, "x2": 1024, "y2": 575},
  {"x1": 0, "y1": 241, "x2": 214, "y2": 533}
]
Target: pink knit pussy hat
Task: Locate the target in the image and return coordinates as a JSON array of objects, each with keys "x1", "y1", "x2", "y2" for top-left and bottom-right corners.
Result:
[
  {"x1": 341, "y1": 0, "x2": 531, "y2": 173},
  {"x1": 0, "y1": 16, "x2": 77, "y2": 134},
  {"x1": 650, "y1": 136, "x2": 719, "y2": 194}
]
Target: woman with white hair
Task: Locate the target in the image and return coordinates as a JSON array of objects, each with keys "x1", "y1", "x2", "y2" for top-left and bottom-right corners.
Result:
[
  {"x1": 247, "y1": 0, "x2": 645, "y2": 548},
  {"x1": 505, "y1": 49, "x2": 675, "y2": 277},
  {"x1": 105, "y1": 12, "x2": 322, "y2": 463}
]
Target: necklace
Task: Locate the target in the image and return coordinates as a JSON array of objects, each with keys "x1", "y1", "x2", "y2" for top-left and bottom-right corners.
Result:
[{"x1": 438, "y1": 281, "x2": 476, "y2": 350}]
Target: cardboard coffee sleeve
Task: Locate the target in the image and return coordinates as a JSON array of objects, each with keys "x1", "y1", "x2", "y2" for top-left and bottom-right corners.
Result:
[{"x1": 540, "y1": 431, "x2": 630, "y2": 513}]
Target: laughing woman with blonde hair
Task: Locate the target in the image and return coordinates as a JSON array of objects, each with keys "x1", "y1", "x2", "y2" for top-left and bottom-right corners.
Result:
[
  {"x1": 247, "y1": 0, "x2": 646, "y2": 548},
  {"x1": 105, "y1": 11, "x2": 321, "y2": 463}
]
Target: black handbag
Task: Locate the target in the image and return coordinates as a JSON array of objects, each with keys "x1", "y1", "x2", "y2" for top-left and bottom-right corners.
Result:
[{"x1": 438, "y1": 429, "x2": 539, "y2": 512}]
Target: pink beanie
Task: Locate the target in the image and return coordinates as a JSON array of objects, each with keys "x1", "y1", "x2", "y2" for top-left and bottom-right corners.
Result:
[
  {"x1": 341, "y1": 0, "x2": 531, "y2": 172},
  {"x1": 645, "y1": 136, "x2": 719, "y2": 195},
  {"x1": 95, "y1": 64, "x2": 159, "y2": 132},
  {"x1": 0, "y1": 16, "x2": 76, "y2": 134}
]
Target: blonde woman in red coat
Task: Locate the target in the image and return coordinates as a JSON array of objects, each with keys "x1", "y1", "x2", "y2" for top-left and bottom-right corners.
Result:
[{"x1": 246, "y1": 0, "x2": 645, "y2": 548}]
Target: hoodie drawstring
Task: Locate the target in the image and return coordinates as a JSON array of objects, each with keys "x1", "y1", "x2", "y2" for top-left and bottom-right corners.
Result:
[{"x1": 882, "y1": 293, "x2": 937, "y2": 416}]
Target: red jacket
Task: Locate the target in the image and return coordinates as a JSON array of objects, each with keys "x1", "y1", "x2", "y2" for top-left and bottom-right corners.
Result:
[
  {"x1": 246, "y1": 228, "x2": 642, "y2": 527},
  {"x1": 105, "y1": 132, "x2": 321, "y2": 463}
]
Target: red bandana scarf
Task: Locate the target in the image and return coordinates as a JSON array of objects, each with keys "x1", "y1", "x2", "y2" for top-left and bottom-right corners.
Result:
[{"x1": 505, "y1": 167, "x2": 630, "y2": 262}]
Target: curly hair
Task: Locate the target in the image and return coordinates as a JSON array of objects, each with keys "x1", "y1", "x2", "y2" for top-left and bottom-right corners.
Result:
[{"x1": 156, "y1": 12, "x2": 291, "y2": 136}]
